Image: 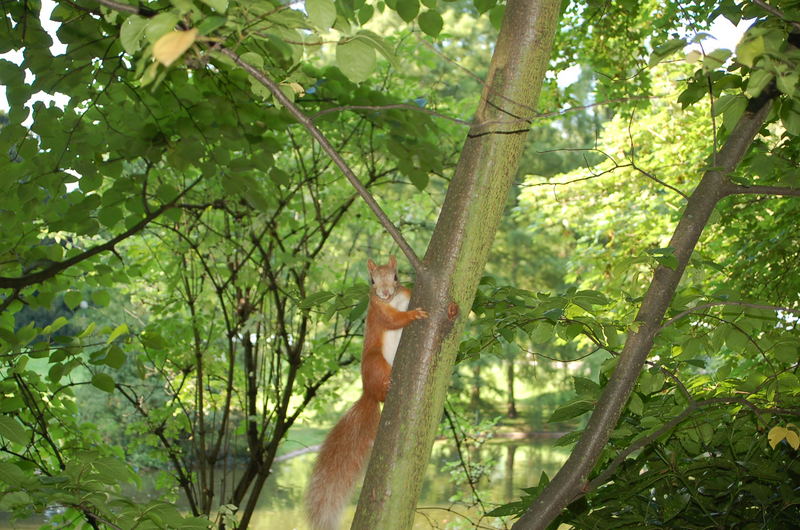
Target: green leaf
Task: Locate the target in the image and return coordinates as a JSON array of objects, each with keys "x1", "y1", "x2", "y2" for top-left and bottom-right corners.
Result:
[
  {"x1": 355, "y1": 30, "x2": 399, "y2": 68},
  {"x1": 107, "y1": 323, "x2": 129, "y2": 344},
  {"x1": 64, "y1": 290, "x2": 82, "y2": 310},
  {"x1": 98, "y1": 206, "x2": 123, "y2": 228},
  {"x1": 49, "y1": 363, "x2": 65, "y2": 382},
  {"x1": 745, "y1": 68, "x2": 774, "y2": 99},
  {"x1": 776, "y1": 71, "x2": 798, "y2": 97},
  {"x1": 0, "y1": 415, "x2": 29, "y2": 445},
  {"x1": 239, "y1": 52, "x2": 264, "y2": 72},
  {"x1": 0, "y1": 491, "x2": 32, "y2": 511},
  {"x1": 92, "y1": 290, "x2": 111, "y2": 307},
  {"x1": 199, "y1": 0, "x2": 228, "y2": 13},
  {"x1": 649, "y1": 38, "x2": 686, "y2": 66},
  {"x1": 548, "y1": 399, "x2": 594, "y2": 423},
  {"x1": 774, "y1": 342, "x2": 797, "y2": 364},
  {"x1": 300, "y1": 291, "x2": 336, "y2": 309},
  {"x1": 489, "y1": 5, "x2": 505, "y2": 30},
  {"x1": 408, "y1": 168, "x2": 429, "y2": 190},
  {"x1": 336, "y1": 37, "x2": 377, "y2": 83},
  {"x1": 474, "y1": 0, "x2": 495, "y2": 14},
  {"x1": 530, "y1": 321, "x2": 553, "y2": 344},
  {"x1": 418, "y1": 10, "x2": 443, "y2": 37},
  {"x1": 120, "y1": 15, "x2": 148, "y2": 54},
  {"x1": 780, "y1": 101, "x2": 800, "y2": 136},
  {"x1": 736, "y1": 34, "x2": 764, "y2": 68},
  {"x1": 702, "y1": 48, "x2": 731, "y2": 72},
  {"x1": 197, "y1": 15, "x2": 228, "y2": 36},
  {"x1": 573, "y1": 376, "x2": 600, "y2": 397},
  {"x1": 306, "y1": 0, "x2": 337, "y2": 30},
  {"x1": 0, "y1": 462, "x2": 29, "y2": 485},
  {"x1": 144, "y1": 13, "x2": 181, "y2": 43},
  {"x1": 270, "y1": 168, "x2": 291, "y2": 186},
  {"x1": 103, "y1": 345, "x2": 125, "y2": 370},
  {"x1": 141, "y1": 331, "x2": 167, "y2": 350},
  {"x1": 43, "y1": 316, "x2": 69, "y2": 335},
  {"x1": 554, "y1": 430, "x2": 583, "y2": 447},
  {"x1": 628, "y1": 392, "x2": 643, "y2": 415},
  {"x1": 396, "y1": 0, "x2": 420, "y2": 22},
  {"x1": 91, "y1": 373, "x2": 116, "y2": 393}
]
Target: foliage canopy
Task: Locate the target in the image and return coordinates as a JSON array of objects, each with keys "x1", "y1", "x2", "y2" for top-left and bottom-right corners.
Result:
[{"x1": 1, "y1": 0, "x2": 800, "y2": 529}]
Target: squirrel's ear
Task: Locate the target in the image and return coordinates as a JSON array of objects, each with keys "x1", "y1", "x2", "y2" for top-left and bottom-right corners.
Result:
[
  {"x1": 367, "y1": 259, "x2": 377, "y2": 272},
  {"x1": 388, "y1": 255, "x2": 397, "y2": 267}
]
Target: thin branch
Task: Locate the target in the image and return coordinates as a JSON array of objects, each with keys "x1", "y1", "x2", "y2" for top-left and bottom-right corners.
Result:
[
  {"x1": 310, "y1": 103, "x2": 472, "y2": 125},
  {"x1": 751, "y1": 0, "x2": 800, "y2": 32},
  {"x1": 584, "y1": 396, "x2": 777, "y2": 495},
  {"x1": 0, "y1": 177, "x2": 201, "y2": 290},
  {"x1": 217, "y1": 46, "x2": 423, "y2": 272},
  {"x1": 96, "y1": 0, "x2": 155, "y2": 16},
  {"x1": 631, "y1": 162, "x2": 689, "y2": 200},
  {"x1": 660, "y1": 301, "x2": 800, "y2": 330}
]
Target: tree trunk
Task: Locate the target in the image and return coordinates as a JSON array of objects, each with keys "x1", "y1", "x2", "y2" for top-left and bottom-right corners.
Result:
[
  {"x1": 351, "y1": 1, "x2": 561, "y2": 528},
  {"x1": 507, "y1": 359, "x2": 518, "y2": 418},
  {"x1": 511, "y1": 93, "x2": 776, "y2": 530},
  {"x1": 470, "y1": 363, "x2": 482, "y2": 409}
]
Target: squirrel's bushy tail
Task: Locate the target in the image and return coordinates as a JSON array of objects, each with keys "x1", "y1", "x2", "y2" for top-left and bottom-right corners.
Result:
[{"x1": 306, "y1": 395, "x2": 381, "y2": 530}]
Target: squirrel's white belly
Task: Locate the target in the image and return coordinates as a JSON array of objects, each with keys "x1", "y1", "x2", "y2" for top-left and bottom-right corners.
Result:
[{"x1": 382, "y1": 290, "x2": 410, "y2": 366}]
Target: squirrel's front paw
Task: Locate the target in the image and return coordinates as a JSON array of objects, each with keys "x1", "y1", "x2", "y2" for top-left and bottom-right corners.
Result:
[{"x1": 412, "y1": 308, "x2": 429, "y2": 320}]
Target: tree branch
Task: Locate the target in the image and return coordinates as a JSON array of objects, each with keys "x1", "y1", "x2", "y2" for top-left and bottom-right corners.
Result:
[
  {"x1": 310, "y1": 103, "x2": 472, "y2": 125},
  {"x1": 217, "y1": 46, "x2": 423, "y2": 272},
  {"x1": 750, "y1": 0, "x2": 800, "y2": 32},
  {"x1": 513, "y1": 78, "x2": 777, "y2": 530},
  {"x1": 727, "y1": 183, "x2": 800, "y2": 197},
  {"x1": 0, "y1": 178, "x2": 200, "y2": 290}
]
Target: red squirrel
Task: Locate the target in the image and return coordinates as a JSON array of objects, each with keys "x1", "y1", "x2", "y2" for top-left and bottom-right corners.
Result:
[{"x1": 306, "y1": 256, "x2": 428, "y2": 530}]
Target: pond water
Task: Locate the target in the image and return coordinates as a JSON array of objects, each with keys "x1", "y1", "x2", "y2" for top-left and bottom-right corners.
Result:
[{"x1": 0, "y1": 437, "x2": 568, "y2": 529}]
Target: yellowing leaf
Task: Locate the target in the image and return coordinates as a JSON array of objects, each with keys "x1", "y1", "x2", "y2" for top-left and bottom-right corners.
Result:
[
  {"x1": 785, "y1": 430, "x2": 800, "y2": 450},
  {"x1": 153, "y1": 28, "x2": 198, "y2": 67},
  {"x1": 685, "y1": 50, "x2": 701, "y2": 64},
  {"x1": 736, "y1": 35, "x2": 764, "y2": 68},
  {"x1": 107, "y1": 323, "x2": 129, "y2": 344},
  {"x1": 768, "y1": 425, "x2": 786, "y2": 449},
  {"x1": 285, "y1": 82, "x2": 305, "y2": 96}
]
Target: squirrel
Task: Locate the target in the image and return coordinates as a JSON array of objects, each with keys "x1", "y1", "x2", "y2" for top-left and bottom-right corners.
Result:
[{"x1": 306, "y1": 256, "x2": 428, "y2": 530}]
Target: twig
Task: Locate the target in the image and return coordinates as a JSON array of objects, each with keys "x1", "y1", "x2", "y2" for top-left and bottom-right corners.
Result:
[
  {"x1": 631, "y1": 162, "x2": 689, "y2": 200},
  {"x1": 0, "y1": 177, "x2": 201, "y2": 290},
  {"x1": 311, "y1": 103, "x2": 471, "y2": 125},
  {"x1": 96, "y1": 0, "x2": 155, "y2": 16},
  {"x1": 583, "y1": 396, "x2": 777, "y2": 495},
  {"x1": 218, "y1": 46, "x2": 423, "y2": 272},
  {"x1": 751, "y1": 0, "x2": 800, "y2": 32},
  {"x1": 659, "y1": 301, "x2": 800, "y2": 330}
]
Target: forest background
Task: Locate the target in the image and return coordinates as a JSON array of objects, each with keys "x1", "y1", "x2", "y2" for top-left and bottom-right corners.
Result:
[{"x1": 1, "y1": 0, "x2": 799, "y2": 529}]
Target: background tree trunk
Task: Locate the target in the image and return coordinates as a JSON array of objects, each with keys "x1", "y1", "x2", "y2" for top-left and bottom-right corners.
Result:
[
  {"x1": 506, "y1": 359, "x2": 518, "y2": 419},
  {"x1": 352, "y1": 1, "x2": 562, "y2": 527}
]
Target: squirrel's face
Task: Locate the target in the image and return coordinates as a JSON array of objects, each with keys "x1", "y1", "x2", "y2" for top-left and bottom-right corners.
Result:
[{"x1": 367, "y1": 256, "x2": 399, "y2": 301}]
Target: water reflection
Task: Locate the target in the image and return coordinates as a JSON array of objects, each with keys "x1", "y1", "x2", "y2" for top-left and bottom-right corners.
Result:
[
  {"x1": 249, "y1": 437, "x2": 568, "y2": 529},
  {"x1": 1, "y1": 438, "x2": 568, "y2": 529}
]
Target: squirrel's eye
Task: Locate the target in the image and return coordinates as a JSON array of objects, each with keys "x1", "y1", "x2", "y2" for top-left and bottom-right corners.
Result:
[
  {"x1": 370, "y1": 277, "x2": 375, "y2": 284},
  {"x1": 394, "y1": 274, "x2": 398, "y2": 281}
]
